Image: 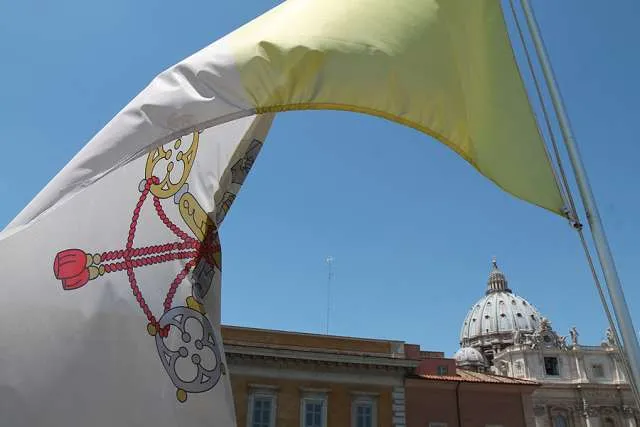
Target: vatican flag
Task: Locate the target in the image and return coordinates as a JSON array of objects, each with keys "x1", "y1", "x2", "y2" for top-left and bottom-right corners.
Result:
[
  {"x1": 0, "y1": 0, "x2": 564, "y2": 425},
  {"x1": 0, "y1": 114, "x2": 273, "y2": 426}
]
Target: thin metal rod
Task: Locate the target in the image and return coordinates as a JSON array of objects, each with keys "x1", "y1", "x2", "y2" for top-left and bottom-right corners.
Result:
[
  {"x1": 520, "y1": 0, "x2": 640, "y2": 400},
  {"x1": 508, "y1": 0, "x2": 640, "y2": 404},
  {"x1": 577, "y1": 229, "x2": 640, "y2": 405},
  {"x1": 325, "y1": 256, "x2": 334, "y2": 335},
  {"x1": 507, "y1": 0, "x2": 578, "y2": 221}
]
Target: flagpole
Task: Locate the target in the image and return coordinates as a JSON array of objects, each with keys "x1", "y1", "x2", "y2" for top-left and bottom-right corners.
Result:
[{"x1": 519, "y1": 0, "x2": 640, "y2": 396}]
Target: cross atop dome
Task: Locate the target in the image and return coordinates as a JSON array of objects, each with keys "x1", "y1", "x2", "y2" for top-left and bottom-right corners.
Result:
[{"x1": 486, "y1": 257, "x2": 511, "y2": 294}]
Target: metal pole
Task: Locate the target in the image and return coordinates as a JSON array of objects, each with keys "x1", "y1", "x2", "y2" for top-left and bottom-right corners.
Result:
[
  {"x1": 520, "y1": 0, "x2": 640, "y2": 398},
  {"x1": 325, "y1": 256, "x2": 334, "y2": 334}
]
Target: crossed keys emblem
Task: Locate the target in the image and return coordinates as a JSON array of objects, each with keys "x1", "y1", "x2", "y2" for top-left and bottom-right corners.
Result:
[{"x1": 52, "y1": 131, "x2": 235, "y2": 403}]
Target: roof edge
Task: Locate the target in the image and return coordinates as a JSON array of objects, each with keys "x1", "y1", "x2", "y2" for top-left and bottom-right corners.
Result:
[{"x1": 408, "y1": 372, "x2": 540, "y2": 386}]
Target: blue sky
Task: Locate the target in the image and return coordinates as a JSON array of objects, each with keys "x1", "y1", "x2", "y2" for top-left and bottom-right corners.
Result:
[{"x1": 1, "y1": 1, "x2": 639, "y2": 356}]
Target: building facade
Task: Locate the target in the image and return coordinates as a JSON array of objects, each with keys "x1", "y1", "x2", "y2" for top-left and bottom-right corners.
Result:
[
  {"x1": 407, "y1": 368, "x2": 538, "y2": 427},
  {"x1": 222, "y1": 325, "x2": 539, "y2": 427},
  {"x1": 456, "y1": 259, "x2": 639, "y2": 427}
]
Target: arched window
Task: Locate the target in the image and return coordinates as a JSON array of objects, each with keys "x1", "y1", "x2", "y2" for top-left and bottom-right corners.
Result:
[{"x1": 552, "y1": 415, "x2": 568, "y2": 427}]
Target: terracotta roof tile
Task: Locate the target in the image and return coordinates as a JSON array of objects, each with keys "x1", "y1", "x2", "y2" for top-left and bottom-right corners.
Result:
[{"x1": 415, "y1": 369, "x2": 539, "y2": 385}]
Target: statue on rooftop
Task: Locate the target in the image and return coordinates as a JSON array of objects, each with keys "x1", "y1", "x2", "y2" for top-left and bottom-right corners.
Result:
[{"x1": 570, "y1": 326, "x2": 579, "y2": 347}]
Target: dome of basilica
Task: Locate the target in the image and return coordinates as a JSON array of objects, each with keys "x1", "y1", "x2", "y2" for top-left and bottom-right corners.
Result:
[
  {"x1": 454, "y1": 347, "x2": 486, "y2": 369},
  {"x1": 459, "y1": 258, "x2": 543, "y2": 351}
]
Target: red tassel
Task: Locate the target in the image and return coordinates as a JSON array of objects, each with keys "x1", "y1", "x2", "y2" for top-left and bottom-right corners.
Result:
[
  {"x1": 54, "y1": 249, "x2": 90, "y2": 290},
  {"x1": 61, "y1": 269, "x2": 90, "y2": 290}
]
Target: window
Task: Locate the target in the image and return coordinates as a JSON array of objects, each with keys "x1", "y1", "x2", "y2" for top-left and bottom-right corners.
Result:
[
  {"x1": 354, "y1": 403, "x2": 372, "y2": 427},
  {"x1": 248, "y1": 390, "x2": 276, "y2": 427},
  {"x1": 304, "y1": 400, "x2": 323, "y2": 427},
  {"x1": 301, "y1": 395, "x2": 327, "y2": 427},
  {"x1": 252, "y1": 397, "x2": 273, "y2": 427},
  {"x1": 604, "y1": 418, "x2": 615, "y2": 427},
  {"x1": 592, "y1": 364, "x2": 605, "y2": 378},
  {"x1": 553, "y1": 415, "x2": 568, "y2": 427},
  {"x1": 437, "y1": 365, "x2": 449, "y2": 376},
  {"x1": 352, "y1": 397, "x2": 376, "y2": 427},
  {"x1": 544, "y1": 357, "x2": 559, "y2": 376}
]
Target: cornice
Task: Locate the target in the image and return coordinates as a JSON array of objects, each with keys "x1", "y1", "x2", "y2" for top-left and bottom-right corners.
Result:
[
  {"x1": 226, "y1": 352, "x2": 415, "y2": 373},
  {"x1": 225, "y1": 343, "x2": 420, "y2": 371}
]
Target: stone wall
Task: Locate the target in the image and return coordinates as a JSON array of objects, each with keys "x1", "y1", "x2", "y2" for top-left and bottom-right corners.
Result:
[{"x1": 230, "y1": 373, "x2": 394, "y2": 427}]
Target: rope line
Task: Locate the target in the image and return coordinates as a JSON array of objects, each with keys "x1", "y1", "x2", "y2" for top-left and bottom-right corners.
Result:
[
  {"x1": 507, "y1": 0, "x2": 640, "y2": 405},
  {"x1": 507, "y1": 0, "x2": 578, "y2": 223}
]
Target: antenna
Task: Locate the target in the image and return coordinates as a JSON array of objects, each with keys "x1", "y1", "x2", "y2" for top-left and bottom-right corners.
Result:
[{"x1": 325, "y1": 256, "x2": 334, "y2": 335}]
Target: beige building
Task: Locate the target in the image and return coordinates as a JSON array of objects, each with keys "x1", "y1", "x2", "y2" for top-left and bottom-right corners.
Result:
[
  {"x1": 222, "y1": 325, "x2": 540, "y2": 427},
  {"x1": 222, "y1": 325, "x2": 424, "y2": 427}
]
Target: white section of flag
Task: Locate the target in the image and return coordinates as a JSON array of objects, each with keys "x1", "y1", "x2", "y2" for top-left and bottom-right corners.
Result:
[
  {"x1": 0, "y1": 114, "x2": 273, "y2": 426},
  {"x1": 3, "y1": 38, "x2": 253, "y2": 236}
]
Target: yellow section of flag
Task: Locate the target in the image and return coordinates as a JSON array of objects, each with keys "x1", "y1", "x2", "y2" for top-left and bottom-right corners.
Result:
[{"x1": 226, "y1": 0, "x2": 565, "y2": 214}]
